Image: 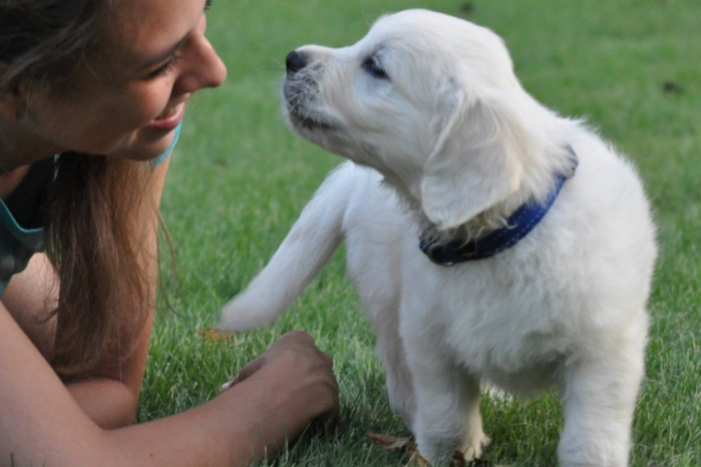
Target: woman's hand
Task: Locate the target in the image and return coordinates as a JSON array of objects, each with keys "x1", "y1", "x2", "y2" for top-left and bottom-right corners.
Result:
[{"x1": 221, "y1": 330, "x2": 339, "y2": 449}]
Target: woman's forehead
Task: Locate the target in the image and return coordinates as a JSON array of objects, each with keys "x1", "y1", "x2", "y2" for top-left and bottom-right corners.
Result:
[{"x1": 99, "y1": 0, "x2": 203, "y2": 71}]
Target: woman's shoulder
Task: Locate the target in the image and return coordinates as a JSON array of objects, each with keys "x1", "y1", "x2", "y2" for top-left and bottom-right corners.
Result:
[
  {"x1": 0, "y1": 157, "x2": 53, "y2": 296},
  {"x1": 0, "y1": 205, "x2": 44, "y2": 297}
]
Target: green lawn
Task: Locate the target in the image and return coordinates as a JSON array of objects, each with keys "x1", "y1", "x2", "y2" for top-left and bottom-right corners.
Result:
[{"x1": 144, "y1": 0, "x2": 701, "y2": 465}]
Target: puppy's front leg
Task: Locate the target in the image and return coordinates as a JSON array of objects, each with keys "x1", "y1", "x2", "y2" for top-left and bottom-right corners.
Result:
[
  {"x1": 373, "y1": 310, "x2": 417, "y2": 431},
  {"x1": 405, "y1": 338, "x2": 488, "y2": 464},
  {"x1": 557, "y1": 334, "x2": 646, "y2": 467}
]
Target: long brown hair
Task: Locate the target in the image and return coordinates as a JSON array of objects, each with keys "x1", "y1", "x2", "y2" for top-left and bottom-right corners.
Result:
[
  {"x1": 1, "y1": 0, "x2": 156, "y2": 375},
  {"x1": 45, "y1": 154, "x2": 154, "y2": 376},
  {"x1": 0, "y1": 0, "x2": 112, "y2": 94}
]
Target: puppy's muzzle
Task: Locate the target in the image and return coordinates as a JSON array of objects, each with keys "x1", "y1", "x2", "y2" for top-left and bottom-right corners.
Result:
[{"x1": 282, "y1": 50, "x2": 333, "y2": 131}]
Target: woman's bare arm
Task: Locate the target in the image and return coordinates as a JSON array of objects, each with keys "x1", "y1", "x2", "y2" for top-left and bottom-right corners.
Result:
[{"x1": 0, "y1": 304, "x2": 337, "y2": 467}]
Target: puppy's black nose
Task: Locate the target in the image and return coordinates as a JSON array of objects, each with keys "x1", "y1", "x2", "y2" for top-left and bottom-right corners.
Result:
[{"x1": 286, "y1": 50, "x2": 307, "y2": 74}]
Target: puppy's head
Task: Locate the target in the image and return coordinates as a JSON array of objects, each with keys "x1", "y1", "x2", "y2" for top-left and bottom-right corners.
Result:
[{"x1": 283, "y1": 9, "x2": 568, "y2": 231}]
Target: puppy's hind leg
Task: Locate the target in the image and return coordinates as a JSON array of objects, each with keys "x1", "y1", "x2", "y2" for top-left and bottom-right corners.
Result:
[
  {"x1": 218, "y1": 162, "x2": 358, "y2": 331},
  {"x1": 557, "y1": 323, "x2": 647, "y2": 467}
]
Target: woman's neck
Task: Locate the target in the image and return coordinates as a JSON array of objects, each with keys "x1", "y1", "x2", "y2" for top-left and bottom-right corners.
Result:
[
  {"x1": 0, "y1": 118, "x2": 58, "y2": 198},
  {"x1": 0, "y1": 122, "x2": 50, "y2": 199},
  {"x1": 0, "y1": 164, "x2": 31, "y2": 200}
]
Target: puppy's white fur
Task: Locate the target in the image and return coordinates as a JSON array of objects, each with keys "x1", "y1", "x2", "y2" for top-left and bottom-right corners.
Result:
[{"x1": 219, "y1": 10, "x2": 657, "y2": 467}]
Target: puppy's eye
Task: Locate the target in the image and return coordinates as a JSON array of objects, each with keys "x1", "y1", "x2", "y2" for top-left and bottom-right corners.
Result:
[{"x1": 362, "y1": 56, "x2": 389, "y2": 80}]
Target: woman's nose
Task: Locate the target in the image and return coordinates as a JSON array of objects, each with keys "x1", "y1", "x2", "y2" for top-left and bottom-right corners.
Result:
[{"x1": 176, "y1": 32, "x2": 227, "y2": 93}]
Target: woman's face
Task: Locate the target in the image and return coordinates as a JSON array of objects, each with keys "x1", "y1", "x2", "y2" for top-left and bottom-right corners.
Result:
[{"x1": 24, "y1": 0, "x2": 227, "y2": 161}]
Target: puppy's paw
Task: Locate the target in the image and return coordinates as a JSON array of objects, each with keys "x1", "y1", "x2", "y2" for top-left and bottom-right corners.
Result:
[
  {"x1": 459, "y1": 430, "x2": 490, "y2": 461},
  {"x1": 416, "y1": 429, "x2": 489, "y2": 466},
  {"x1": 216, "y1": 299, "x2": 246, "y2": 331},
  {"x1": 216, "y1": 292, "x2": 281, "y2": 332}
]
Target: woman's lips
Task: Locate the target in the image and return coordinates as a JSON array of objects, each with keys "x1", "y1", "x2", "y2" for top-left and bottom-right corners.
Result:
[{"x1": 148, "y1": 101, "x2": 186, "y2": 131}]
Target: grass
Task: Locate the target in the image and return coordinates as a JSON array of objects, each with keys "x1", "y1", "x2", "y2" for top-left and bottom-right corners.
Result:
[{"x1": 142, "y1": 0, "x2": 701, "y2": 465}]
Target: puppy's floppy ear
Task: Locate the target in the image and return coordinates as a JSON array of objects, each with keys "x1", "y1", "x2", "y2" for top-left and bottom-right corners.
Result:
[{"x1": 420, "y1": 85, "x2": 524, "y2": 230}]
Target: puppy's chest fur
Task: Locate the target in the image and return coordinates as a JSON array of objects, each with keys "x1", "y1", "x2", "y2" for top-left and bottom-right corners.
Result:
[
  {"x1": 403, "y1": 254, "x2": 573, "y2": 393},
  {"x1": 342, "y1": 170, "x2": 577, "y2": 394}
]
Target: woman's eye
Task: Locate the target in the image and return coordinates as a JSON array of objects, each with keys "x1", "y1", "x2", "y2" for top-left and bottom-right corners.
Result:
[
  {"x1": 363, "y1": 56, "x2": 389, "y2": 80},
  {"x1": 147, "y1": 57, "x2": 179, "y2": 79}
]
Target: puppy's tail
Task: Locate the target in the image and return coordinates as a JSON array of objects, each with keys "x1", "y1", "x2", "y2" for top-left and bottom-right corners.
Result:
[{"x1": 218, "y1": 162, "x2": 358, "y2": 331}]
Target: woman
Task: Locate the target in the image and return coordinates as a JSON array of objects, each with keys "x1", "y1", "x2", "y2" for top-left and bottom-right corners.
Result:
[{"x1": 0, "y1": 0, "x2": 339, "y2": 465}]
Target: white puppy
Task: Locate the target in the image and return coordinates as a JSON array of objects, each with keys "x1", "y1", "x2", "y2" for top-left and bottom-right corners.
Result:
[{"x1": 219, "y1": 9, "x2": 657, "y2": 467}]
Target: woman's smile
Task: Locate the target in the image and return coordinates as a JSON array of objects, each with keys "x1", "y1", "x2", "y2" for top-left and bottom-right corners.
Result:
[{"x1": 149, "y1": 100, "x2": 188, "y2": 131}]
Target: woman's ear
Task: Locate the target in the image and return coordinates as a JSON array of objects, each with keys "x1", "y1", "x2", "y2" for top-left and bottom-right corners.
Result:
[{"x1": 0, "y1": 63, "x2": 28, "y2": 120}]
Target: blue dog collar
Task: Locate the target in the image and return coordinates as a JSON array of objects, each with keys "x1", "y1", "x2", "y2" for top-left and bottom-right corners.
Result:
[{"x1": 420, "y1": 150, "x2": 578, "y2": 265}]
